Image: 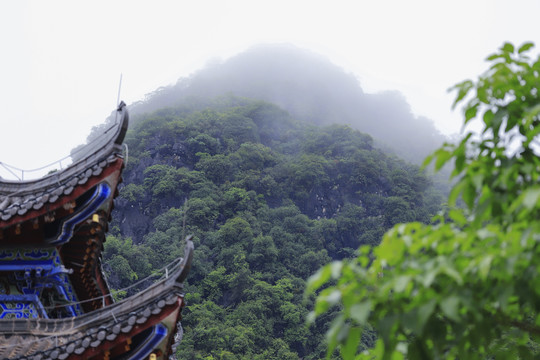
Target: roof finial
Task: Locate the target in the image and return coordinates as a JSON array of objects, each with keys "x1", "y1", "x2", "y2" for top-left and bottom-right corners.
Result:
[{"x1": 116, "y1": 73, "x2": 123, "y2": 108}]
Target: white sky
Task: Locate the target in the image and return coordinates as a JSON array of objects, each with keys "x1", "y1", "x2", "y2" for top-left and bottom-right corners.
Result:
[{"x1": 1, "y1": 0, "x2": 539, "y2": 178}]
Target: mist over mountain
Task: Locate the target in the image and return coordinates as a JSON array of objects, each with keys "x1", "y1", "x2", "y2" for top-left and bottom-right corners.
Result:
[{"x1": 130, "y1": 44, "x2": 447, "y2": 163}]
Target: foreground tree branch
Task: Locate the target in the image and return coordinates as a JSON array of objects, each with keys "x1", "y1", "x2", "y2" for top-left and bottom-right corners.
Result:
[{"x1": 308, "y1": 42, "x2": 540, "y2": 360}]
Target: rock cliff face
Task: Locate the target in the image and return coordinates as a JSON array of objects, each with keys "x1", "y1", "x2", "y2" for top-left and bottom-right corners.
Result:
[
  {"x1": 114, "y1": 199, "x2": 153, "y2": 243},
  {"x1": 305, "y1": 186, "x2": 343, "y2": 220}
]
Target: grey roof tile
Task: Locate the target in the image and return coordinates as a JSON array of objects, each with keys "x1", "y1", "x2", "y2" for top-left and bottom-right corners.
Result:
[
  {"x1": 23, "y1": 201, "x2": 34, "y2": 210},
  {"x1": 92, "y1": 167, "x2": 103, "y2": 176},
  {"x1": 52, "y1": 187, "x2": 64, "y2": 197},
  {"x1": 66, "y1": 178, "x2": 78, "y2": 187},
  {"x1": 0, "y1": 197, "x2": 9, "y2": 211},
  {"x1": 121, "y1": 325, "x2": 132, "y2": 333}
]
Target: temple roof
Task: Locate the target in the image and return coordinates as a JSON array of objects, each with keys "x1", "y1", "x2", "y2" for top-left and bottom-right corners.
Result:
[
  {"x1": 0, "y1": 240, "x2": 193, "y2": 360},
  {"x1": 0, "y1": 103, "x2": 129, "y2": 224},
  {"x1": 0, "y1": 102, "x2": 194, "y2": 359}
]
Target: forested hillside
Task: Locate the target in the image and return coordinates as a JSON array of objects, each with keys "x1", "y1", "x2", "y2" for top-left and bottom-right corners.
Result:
[
  {"x1": 103, "y1": 96, "x2": 443, "y2": 359},
  {"x1": 129, "y1": 44, "x2": 447, "y2": 163}
]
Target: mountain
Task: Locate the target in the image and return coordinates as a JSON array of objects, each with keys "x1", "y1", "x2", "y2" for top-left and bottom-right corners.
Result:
[
  {"x1": 130, "y1": 43, "x2": 447, "y2": 163},
  {"x1": 105, "y1": 97, "x2": 444, "y2": 359}
]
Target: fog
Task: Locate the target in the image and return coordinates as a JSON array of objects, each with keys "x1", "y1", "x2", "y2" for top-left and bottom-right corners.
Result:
[
  {"x1": 1, "y1": 0, "x2": 540, "y2": 175},
  {"x1": 131, "y1": 44, "x2": 447, "y2": 163}
]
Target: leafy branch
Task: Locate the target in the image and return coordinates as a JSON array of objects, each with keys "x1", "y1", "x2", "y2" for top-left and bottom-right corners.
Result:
[{"x1": 307, "y1": 42, "x2": 540, "y2": 359}]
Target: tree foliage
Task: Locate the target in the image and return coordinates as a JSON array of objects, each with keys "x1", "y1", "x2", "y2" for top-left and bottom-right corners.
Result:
[
  {"x1": 307, "y1": 42, "x2": 540, "y2": 359},
  {"x1": 105, "y1": 96, "x2": 443, "y2": 359}
]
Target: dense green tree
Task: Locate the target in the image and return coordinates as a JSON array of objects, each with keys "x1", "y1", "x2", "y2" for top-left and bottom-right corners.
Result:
[
  {"x1": 230, "y1": 142, "x2": 277, "y2": 171},
  {"x1": 186, "y1": 197, "x2": 219, "y2": 230},
  {"x1": 103, "y1": 236, "x2": 152, "y2": 292},
  {"x1": 195, "y1": 153, "x2": 232, "y2": 184}
]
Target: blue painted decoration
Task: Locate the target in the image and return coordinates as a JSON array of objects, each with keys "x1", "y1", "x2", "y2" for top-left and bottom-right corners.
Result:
[
  {"x1": 127, "y1": 324, "x2": 168, "y2": 360},
  {"x1": 50, "y1": 182, "x2": 111, "y2": 245},
  {"x1": 0, "y1": 248, "x2": 81, "y2": 318}
]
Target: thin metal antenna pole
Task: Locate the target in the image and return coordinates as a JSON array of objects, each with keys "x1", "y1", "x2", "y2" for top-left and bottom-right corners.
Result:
[{"x1": 116, "y1": 73, "x2": 123, "y2": 107}]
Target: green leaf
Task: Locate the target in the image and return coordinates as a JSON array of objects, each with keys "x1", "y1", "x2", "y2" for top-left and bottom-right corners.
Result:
[
  {"x1": 403, "y1": 299, "x2": 437, "y2": 335},
  {"x1": 462, "y1": 181, "x2": 476, "y2": 209},
  {"x1": 440, "y1": 263, "x2": 463, "y2": 285},
  {"x1": 331, "y1": 260, "x2": 343, "y2": 278},
  {"x1": 306, "y1": 261, "x2": 342, "y2": 292},
  {"x1": 377, "y1": 235, "x2": 406, "y2": 266},
  {"x1": 434, "y1": 149, "x2": 452, "y2": 171},
  {"x1": 341, "y1": 326, "x2": 362, "y2": 360},
  {"x1": 504, "y1": 109, "x2": 516, "y2": 132},
  {"x1": 326, "y1": 315, "x2": 345, "y2": 358},
  {"x1": 450, "y1": 80, "x2": 473, "y2": 109},
  {"x1": 393, "y1": 275, "x2": 411, "y2": 293},
  {"x1": 486, "y1": 53, "x2": 503, "y2": 61},
  {"x1": 478, "y1": 254, "x2": 493, "y2": 279},
  {"x1": 422, "y1": 267, "x2": 437, "y2": 287},
  {"x1": 471, "y1": 172, "x2": 484, "y2": 190},
  {"x1": 349, "y1": 300, "x2": 372, "y2": 325},
  {"x1": 535, "y1": 313, "x2": 540, "y2": 327},
  {"x1": 482, "y1": 109, "x2": 494, "y2": 128},
  {"x1": 449, "y1": 208, "x2": 467, "y2": 226},
  {"x1": 440, "y1": 295, "x2": 461, "y2": 322},
  {"x1": 416, "y1": 299, "x2": 437, "y2": 333},
  {"x1": 522, "y1": 187, "x2": 540, "y2": 210},
  {"x1": 316, "y1": 289, "x2": 341, "y2": 314},
  {"x1": 421, "y1": 152, "x2": 435, "y2": 170},
  {"x1": 518, "y1": 42, "x2": 534, "y2": 54},
  {"x1": 492, "y1": 108, "x2": 507, "y2": 134},
  {"x1": 502, "y1": 42, "x2": 515, "y2": 53},
  {"x1": 448, "y1": 180, "x2": 466, "y2": 206},
  {"x1": 391, "y1": 350, "x2": 405, "y2": 360},
  {"x1": 306, "y1": 311, "x2": 316, "y2": 324},
  {"x1": 464, "y1": 103, "x2": 479, "y2": 124},
  {"x1": 378, "y1": 315, "x2": 399, "y2": 345}
]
